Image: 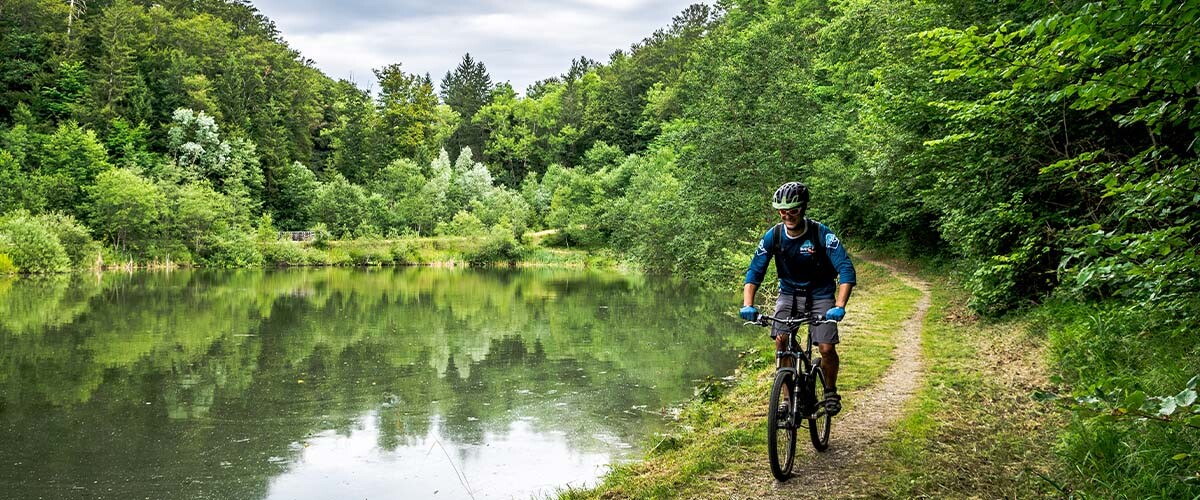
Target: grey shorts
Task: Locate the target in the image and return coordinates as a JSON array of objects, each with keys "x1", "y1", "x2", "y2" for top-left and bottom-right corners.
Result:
[{"x1": 770, "y1": 294, "x2": 839, "y2": 345}]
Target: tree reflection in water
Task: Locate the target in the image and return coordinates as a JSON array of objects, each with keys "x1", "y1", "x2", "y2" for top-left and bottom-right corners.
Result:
[{"x1": 0, "y1": 268, "x2": 744, "y2": 499}]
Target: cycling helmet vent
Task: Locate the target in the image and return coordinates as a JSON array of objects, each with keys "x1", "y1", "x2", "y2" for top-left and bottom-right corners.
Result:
[{"x1": 771, "y1": 182, "x2": 809, "y2": 210}]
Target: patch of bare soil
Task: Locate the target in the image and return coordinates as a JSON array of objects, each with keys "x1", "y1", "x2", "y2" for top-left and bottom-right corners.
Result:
[{"x1": 709, "y1": 258, "x2": 932, "y2": 499}]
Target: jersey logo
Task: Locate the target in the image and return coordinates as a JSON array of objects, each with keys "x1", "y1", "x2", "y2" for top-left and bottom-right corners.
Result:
[
  {"x1": 826, "y1": 233, "x2": 841, "y2": 250},
  {"x1": 799, "y1": 240, "x2": 816, "y2": 256},
  {"x1": 756, "y1": 240, "x2": 767, "y2": 256}
]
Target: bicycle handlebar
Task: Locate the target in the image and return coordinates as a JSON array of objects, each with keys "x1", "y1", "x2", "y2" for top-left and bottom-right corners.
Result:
[{"x1": 743, "y1": 312, "x2": 837, "y2": 327}]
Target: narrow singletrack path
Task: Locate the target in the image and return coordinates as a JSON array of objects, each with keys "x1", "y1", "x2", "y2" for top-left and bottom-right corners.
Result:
[{"x1": 716, "y1": 258, "x2": 931, "y2": 499}]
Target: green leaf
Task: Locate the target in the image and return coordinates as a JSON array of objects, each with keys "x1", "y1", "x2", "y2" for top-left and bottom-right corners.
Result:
[
  {"x1": 1033, "y1": 390, "x2": 1059, "y2": 402},
  {"x1": 1159, "y1": 398, "x2": 1178, "y2": 416},
  {"x1": 1188, "y1": 415, "x2": 1200, "y2": 427},
  {"x1": 1173, "y1": 453, "x2": 1191, "y2": 461},
  {"x1": 1124, "y1": 390, "x2": 1146, "y2": 410},
  {"x1": 1177, "y1": 389, "x2": 1198, "y2": 407}
]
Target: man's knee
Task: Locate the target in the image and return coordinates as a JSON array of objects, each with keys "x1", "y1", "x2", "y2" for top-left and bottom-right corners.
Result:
[{"x1": 818, "y1": 343, "x2": 838, "y2": 356}]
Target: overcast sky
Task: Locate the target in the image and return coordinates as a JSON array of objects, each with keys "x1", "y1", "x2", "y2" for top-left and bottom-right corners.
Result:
[{"x1": 250, "y1": 0, "x2": 702, "y2": 95}]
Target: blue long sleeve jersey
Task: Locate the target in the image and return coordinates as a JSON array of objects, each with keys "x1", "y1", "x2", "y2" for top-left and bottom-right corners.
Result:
[{"x1": 744, "y1": 219, "x2": 856, "y2": 299}]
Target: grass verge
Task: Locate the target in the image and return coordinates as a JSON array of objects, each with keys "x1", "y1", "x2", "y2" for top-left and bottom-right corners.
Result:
[{"x1": 1037, "y1": 299, "x2": 1200, "y2": 498}]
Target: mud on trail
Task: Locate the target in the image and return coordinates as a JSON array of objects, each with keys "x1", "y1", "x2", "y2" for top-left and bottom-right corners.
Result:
[{"x1": 709, "y1": 259, "x2": 932, "y2": 499}]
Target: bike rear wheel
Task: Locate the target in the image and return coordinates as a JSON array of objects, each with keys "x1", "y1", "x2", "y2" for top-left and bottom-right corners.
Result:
[
  {"x1": 767, "y1": 370, "x2": 797, "y2": 481},
  {"x1": 808, "y1": 359, "x2": 832, "y2": 451}
]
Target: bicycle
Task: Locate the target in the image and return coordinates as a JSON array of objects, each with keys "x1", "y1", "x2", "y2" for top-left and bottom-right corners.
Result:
[{"x1": 745, "y1": 312, "x2": 837, "y2": 481}]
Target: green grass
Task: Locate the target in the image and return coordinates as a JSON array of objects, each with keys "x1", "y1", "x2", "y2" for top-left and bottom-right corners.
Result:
[
  {"x1": 558, "y1": 259, "x2": 921, "y2": 499},
  {"x1": 872, "y1": 269, "x2": 1064, "y2": 498},
  {"x1": 1037, "y1": 299, "x2": 1200, "y2": 498},
  {"x1": 790, "y1": 259, "x2": 1200, "y2": 499},
  {"x1": 519, "y1": 246, "x2": 626, "y2": 268}
]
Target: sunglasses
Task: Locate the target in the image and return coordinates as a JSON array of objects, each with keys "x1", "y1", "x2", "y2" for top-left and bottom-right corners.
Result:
[{"x1": 777, "y1": 208, "x2": 801, "y2": 217}]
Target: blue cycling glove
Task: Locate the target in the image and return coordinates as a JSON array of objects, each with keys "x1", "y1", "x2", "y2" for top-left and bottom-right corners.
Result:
[
  {"x1": 825, "y1": 306, "x2": 846, "y2": 322},
  {"x1": 739, "y1": 305, "x2": 759, "y2": 321}
]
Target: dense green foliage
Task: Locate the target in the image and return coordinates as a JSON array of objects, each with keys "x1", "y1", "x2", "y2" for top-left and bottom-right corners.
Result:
[
  {"x1": 0, "y1": 0, "x2": 1196, "y2": 493},
  {"x1": 0, "y1": 0, "x2": 517, "y2": 270}
]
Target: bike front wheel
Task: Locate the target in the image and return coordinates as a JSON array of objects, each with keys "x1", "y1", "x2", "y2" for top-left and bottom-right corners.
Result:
[
  {"x1": 808, "y1": 360, "x2": 832, "y2": 451},
  {"x1": 767, "y1": 370, "x2": 797, "y2": 481}
]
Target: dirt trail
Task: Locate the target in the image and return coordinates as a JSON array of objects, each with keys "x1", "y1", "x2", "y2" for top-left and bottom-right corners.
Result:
[{"x1": 717, "y1": 258, "x2": 932, "y2": 499}]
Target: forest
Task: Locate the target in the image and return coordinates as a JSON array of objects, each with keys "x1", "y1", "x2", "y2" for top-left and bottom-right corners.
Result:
[{"x1": 0, "y1": 0, "x2": 1197, "y2": 496}]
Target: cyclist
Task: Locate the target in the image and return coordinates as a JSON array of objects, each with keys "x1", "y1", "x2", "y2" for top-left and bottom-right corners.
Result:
[{"x1": 740, "y1": 181, "x2": 856, "y2": 416}]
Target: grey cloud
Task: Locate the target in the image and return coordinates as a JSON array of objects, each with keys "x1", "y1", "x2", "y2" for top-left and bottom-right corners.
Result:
[{"x1": 251, "y1": 0, "x2": 701, "y2": 93}]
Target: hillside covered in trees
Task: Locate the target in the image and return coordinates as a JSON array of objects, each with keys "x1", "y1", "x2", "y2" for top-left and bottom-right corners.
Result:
[{"x1": 1, "y1": 0, "x2": 1197, "y2": 495}]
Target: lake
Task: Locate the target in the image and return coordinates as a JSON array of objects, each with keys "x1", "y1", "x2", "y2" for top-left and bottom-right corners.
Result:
[{"x1": 0, "y1": 267, "x2": 746, "y2": 499}]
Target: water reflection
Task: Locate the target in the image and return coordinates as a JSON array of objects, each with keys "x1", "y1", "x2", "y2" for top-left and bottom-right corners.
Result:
[{"x1": 0, "y1": 268, "x2": 743, "y2": 499}]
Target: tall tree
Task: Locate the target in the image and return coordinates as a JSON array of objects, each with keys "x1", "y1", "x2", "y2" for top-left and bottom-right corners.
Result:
[
  {"x1": 375, "y1": 63, "x2": 439, "y2": 166},
  {"x1": 38, "y1": 121, "x2": 112, "y2": 217},
  {"x1": 264, "y1": 160, "x2": 317, "y2": 230},
  {"x1": 88, "y1": 0, "x2": 151, "y2": 124},
  {"x1": 0, "y1": 0, "x2": 64, "y2": 124},
  {"x1": 440, "y1": 53, "x2": 493, "y2": 162},
  {"x1": 321, "y1": 79, "x2": 379, "y2": 184},
  {"x1": 39, "y1": 60, "x2": 89, "y2": 122}
]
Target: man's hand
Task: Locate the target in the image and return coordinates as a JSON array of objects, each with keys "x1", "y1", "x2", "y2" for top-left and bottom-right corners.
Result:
[
  {"x1": 739, "y1": 305, "x2": 759, "y2": 321},
  {"x1": 825, "y1": 306, "x2": 846, "y2": 322}
]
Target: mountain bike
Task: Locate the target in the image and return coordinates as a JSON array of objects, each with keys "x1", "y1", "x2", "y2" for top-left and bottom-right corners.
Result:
[{"x1": 746, "y1": 312, "x2": 836, "y2": 481}]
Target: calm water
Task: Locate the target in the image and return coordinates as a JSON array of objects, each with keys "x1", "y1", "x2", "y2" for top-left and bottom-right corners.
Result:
[{"x1": 0, "y1": 268, "x2": 745, "y2": 499}]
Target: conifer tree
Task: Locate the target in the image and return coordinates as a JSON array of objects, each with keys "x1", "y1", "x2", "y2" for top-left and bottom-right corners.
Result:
[{"x1": 440, "y1": 53, "x2": 493, "y2": 162}]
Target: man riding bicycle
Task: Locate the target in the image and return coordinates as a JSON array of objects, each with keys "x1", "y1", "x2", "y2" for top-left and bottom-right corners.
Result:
[{"x1": 740, "y1": 181, "x2": 856, "y2": 416}]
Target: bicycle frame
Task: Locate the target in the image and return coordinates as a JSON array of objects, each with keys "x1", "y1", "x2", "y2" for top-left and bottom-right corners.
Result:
[
  {"x1": 773, "y1": 320, "x2": 816, "y2": 379},
  {"x1": 752, "y1": 313, "x2": 828, "y2": 417}
]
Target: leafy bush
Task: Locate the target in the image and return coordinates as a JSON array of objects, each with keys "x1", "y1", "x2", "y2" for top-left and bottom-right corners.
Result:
[
  {"x1": 436, "y1": 210, "x2": 486, "y2": 236},
  {"x1": 256, "y1": 213, "x2": 277, "y2": 242},
  {"x1": 0, "y1": 213, "x2": 70, "y2": 273},
  {"x1": 326, "y1": 247, "x2": 352, "y2": 266},
  {"x1": 301, "y1": 246, "x2": 330, "y2": 265},
  {"x1": 172, "y1": 181, "x2": 241, "y2": 257},
  {"x1": 471, "y1": 187, "x2": 531, "y2": 239},
  {"x1": 1040, "y1": 376, "x2": 1200, "y2": 497},
  {"x1": 353, "y1": 223, "x2": 382, "y2": 239},
  {"x1": 345, "y1": 243, "x2": 392, "y2": 266},
  {"x1": 86, "y1": 168, "x2": 165, "y2": 254},
  {"x1": 1036, "y1": 299, "x2": 1200, "y2": 497},
  {"x1": 464, "y1": 228, "x2": 524, "y2": 267},
  {"x1": 541, "y1": 226, "x2": 603, "y2": 249},
  {"x1": 311, "y1": 172, "x2": 372, "y2": 236},
  {"x1": 0, "y1": 253, "x2": 15, "y2": 274},
  {"x1": 199, "y1": 231, "x2": 262, "y2": 268},
  {"x1": 390, "y1": 240, "x2": 422, "y2": 265},
  {"x1": 36, "y1": 211, "x2": 98, "y2": 266},
  {"x1": 260, "y1": 241, "x2": 307, "y2": 266},
  {"x1": 310, "y1": 222, "x2": 332, "y2": 249}
]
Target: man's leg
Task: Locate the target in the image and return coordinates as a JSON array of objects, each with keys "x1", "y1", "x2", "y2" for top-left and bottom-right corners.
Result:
[
  {"x1": 775, "y1": 334, "x2": 794, "y2": 370},
  {"x1": 817, "y1": 343, "x2": 841, "y2": 415},
  {"x1": 817, "y1": 343, "x2": 839, "y2": 391}
]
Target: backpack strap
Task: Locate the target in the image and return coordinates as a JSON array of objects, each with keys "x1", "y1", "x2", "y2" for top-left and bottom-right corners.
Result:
[
  {"x1": 805, "y1": 218, "x2": 836, "y2": 283},
  {"x1": 807, "y1": 219, "x2": 825, "y2": 265},
  {"x1": 771, "y1": 222, "x2": 789, "y2": 283},
  {"x1": 771, "y1": 222, "x2": 784, "y2": 256}
]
